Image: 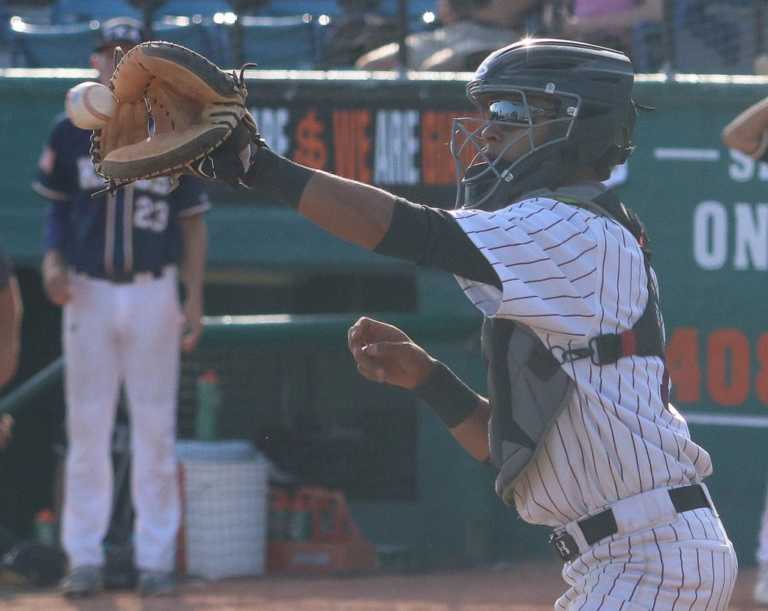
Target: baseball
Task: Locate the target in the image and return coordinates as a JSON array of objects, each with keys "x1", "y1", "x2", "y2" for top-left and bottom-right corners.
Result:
[{"x1": 65, "y1": 81, "x2": 116, "y2": 130}]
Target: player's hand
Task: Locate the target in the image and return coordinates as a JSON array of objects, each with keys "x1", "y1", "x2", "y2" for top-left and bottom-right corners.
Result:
[
  {"x1": 181, "y1": 297, "x2": 203, "y2": 353},
  {"x1": 0, "y1": 414, "x2": 14, "y2": 450},
  {"x1": 195, "y1": 121, "x2": 263, "y2": 186},
  {"x1": 347, "y1": 316, "x2": 436, "y2": 390},
  {"x1": 43, "y1": 267, "x2": 70, "y2": 305}
]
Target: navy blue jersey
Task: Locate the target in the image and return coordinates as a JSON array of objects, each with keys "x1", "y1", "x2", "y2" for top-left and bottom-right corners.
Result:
[{"x1": 34, "y1": 114, "x2": 210, "y2": 276}]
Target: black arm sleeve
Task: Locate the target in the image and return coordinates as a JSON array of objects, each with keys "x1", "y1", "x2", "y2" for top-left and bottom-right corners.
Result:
[{"x1": 374, "y1": 198, "x2": 501, "y2": 290}]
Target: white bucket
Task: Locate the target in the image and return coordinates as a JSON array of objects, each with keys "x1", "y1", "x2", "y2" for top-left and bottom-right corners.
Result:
[{"x1": 177, "y1": 441, "x2": 269, "y2": 579}]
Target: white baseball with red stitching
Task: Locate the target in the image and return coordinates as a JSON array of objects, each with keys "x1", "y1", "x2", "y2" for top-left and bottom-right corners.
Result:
[{"x1": 65, "y1": 81, "x2": 115, "y2": 130}]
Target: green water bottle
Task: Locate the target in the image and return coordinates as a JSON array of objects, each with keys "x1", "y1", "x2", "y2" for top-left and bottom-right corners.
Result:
[
  {"x1": 34, "y1": 509, "x2": 57, "y2": 546},
  {"x1": 195, "y1": 370, "x2": 221, "y2": 441}
]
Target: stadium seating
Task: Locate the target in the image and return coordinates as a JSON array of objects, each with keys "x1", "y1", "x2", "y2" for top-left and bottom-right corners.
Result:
[
  {"x1": 259, "y1": 1, "x2": 435, "y2": 20},
  {"x1": 156, "y1": 0, "x2": 233, "y2": 18},
  {"x1": 264, "y1": 1, "x2": 341, "y2": 17},
  {"x1": 6, "y1": 1, "x2": 433, "y2": 69},
  {"x1": 378, "y1": 0, "x2": 436, "y2": 17},
  {"x1": 51, "y1": 0, "x2": 238, "y2": 23},
  {"x1": 228, "y1": 15, "x2": 318, "y2": 68},
  {"x1": 50, "y1": 0, "x2": 141, "y2": 24},
  {"x1": 152, "y1": 17, "x2": 213, "y2": 58},
  {"x1": 9, "y1": 19, "x2": 101, "y2": 68}
]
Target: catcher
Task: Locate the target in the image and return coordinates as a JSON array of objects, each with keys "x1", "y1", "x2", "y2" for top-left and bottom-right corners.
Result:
[{"x1": 96, "y1": 39, "x2": 737, "y2": 609}]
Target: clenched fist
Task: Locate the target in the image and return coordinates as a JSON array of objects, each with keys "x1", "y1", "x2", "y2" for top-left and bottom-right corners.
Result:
[{"x1": 347, "y1": 317, "x2": 435, "y2": 389}]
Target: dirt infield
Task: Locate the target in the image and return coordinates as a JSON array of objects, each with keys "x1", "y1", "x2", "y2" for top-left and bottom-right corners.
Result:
[{"x1": 0, "y1": 563, "x2": 763, "y2": 610}]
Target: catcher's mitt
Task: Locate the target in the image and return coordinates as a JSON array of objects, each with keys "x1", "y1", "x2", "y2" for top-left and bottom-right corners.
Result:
[{"x1": 91, "y1": 41, "x2": 260, "y2": 193}]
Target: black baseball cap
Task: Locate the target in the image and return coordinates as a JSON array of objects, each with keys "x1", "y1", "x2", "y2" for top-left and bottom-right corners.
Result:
[{"x1": 94, "y1": 17, "x2": 145, "y2": 51}]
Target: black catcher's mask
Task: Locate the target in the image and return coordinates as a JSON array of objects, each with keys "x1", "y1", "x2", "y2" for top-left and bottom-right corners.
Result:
[{"x1": 450, "y1": 38, "x2": 638, "y2": 210}]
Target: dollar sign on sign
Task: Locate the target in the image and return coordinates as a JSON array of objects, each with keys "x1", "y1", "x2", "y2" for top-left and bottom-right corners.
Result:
[{"x1": 293, "y1": 110, "x2": 328, "y2": 169}]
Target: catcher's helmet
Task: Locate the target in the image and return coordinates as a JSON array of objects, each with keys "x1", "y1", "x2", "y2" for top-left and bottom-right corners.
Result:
[{"x1": 450, "y1": 38, "x2": 637, "y2": 210}]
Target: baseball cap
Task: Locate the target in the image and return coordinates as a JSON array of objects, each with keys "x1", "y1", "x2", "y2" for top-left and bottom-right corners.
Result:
[{"x1": 94, "y1": 17, "x2": 145, "y2": 51}]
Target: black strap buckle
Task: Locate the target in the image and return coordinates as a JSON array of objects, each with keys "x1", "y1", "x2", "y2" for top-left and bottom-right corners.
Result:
[
  {"x1": 589, "y1": 335, "x2": 621, "y2": 366},
  {"x1": 551, "y1": 337, "x2": 622, "y2": 367},
  {"x1": 551, "y1": 344, "x2": 593, "y2": 364},
  {"x1": 548, "y1": 531, "x2": 579, "y2": 563}
]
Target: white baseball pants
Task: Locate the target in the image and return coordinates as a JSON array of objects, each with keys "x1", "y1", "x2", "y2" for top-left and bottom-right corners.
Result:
[
  {"x1": 556, "y1": 505, "x2": 737, "y2": 610},
  {"x1": 61, "y1": 269, "x2": 183, "y2": 572}
]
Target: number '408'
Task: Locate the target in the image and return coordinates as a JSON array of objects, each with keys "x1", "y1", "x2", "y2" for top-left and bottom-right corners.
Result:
[
  {"x1": 133, "y1": 196, "x2": 169, "y2": 232},
  {"x1": 667, "y1": 328, "x2": 768, "y2": 407}
]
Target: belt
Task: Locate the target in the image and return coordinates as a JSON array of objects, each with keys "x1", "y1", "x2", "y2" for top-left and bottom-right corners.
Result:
[
  {"x1": 549, "y1": 484, "x2": 712, "y2": 563},
  {"x1": 79, "y1": 267, "x2": 167, "y2": 284}
]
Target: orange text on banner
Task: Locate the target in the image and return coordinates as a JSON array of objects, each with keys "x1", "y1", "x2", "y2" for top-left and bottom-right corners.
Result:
[
  {"x1": 421, "y1": 111, "x2": 457, "y2": 186},
  {"x1": 707, "y1": 329, "x2": 750, "y2": 406},
  {"x1": 667, "y1": 327, "x2": 701, "y2": 403},
  {"x1": 293, "y1": 110, "x2": 328, "y2": 170},
  {"x1": 333, "y1": 110, "x2": 372, "y2": 182},
  {"x1": 667, "y1": 327, "x2": 763, "y2": 407}
]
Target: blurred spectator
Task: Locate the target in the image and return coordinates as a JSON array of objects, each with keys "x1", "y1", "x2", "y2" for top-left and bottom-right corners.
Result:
[
  {"x1": 355, "y1": 0, "x2": 541, "y2": 71},
  {"x1": 681, "y1": 0, "x2": 753, "y2": 69},
  {"x1": 556, "y1": 0, "x2": 663, "y2": 57},
  {"x1": 320, "y1": 0, "x2": 401, "y2": 68}
]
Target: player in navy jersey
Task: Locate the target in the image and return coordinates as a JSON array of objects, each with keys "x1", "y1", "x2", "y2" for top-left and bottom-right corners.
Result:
[
  {"x1": 206, "y1": 38, "x2": 737, "y2": 609},
  {"x1": 33, "y1": 18, "x2": 209, "y2": 597}
]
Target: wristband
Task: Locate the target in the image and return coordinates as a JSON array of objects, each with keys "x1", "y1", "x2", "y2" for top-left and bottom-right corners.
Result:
[
  {"x1": 243, "y1": 147, "x2": 315, "y2": 208},
  {"x1": 413, "y1": 361, "x2": 479, "y2": 428}
]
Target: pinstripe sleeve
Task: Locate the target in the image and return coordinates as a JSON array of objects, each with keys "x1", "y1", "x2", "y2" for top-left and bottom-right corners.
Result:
[{"x1": 450, "y1": 197, "x2": 602, "y2": 338}]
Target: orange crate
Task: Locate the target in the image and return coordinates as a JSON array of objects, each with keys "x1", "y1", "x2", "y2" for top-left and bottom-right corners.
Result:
[{"x1": 267, "y1": 486, "x2": 377, "y2": 574}]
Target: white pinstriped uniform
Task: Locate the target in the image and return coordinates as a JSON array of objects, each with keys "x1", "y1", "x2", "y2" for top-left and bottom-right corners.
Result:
[{"x1": 450, "y1": 194, "x2": 738, "y2": 610}]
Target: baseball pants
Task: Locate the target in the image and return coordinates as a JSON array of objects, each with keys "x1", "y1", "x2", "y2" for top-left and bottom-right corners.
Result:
[
  {"x1": 556, "y1": 506, "x2": 737, "y2": 610},
  {"x1": 61, "y1": 269, "x2": 183, "y2": 572}
]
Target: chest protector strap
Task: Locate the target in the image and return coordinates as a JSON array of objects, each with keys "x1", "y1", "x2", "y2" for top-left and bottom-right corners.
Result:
[{"x1": 488, "y1": 187, "x2": 667, "y2": 506}]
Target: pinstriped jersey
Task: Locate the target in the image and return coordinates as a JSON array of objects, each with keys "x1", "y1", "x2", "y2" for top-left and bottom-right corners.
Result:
[
  {"x1": 450, "y1": 193, "x2": 711, "y2": 527},
  {"x1": 34, "y1": 115, "x2": 210, "y2": 275}
]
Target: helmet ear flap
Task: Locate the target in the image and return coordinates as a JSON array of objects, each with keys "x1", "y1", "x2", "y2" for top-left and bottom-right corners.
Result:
[{"x1": 565, "y1": 99, "x2": 635, "y2": 169}]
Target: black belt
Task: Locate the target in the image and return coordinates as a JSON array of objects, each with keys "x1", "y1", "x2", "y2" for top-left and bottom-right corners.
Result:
[
  {"x1": 81, "y1": 268, "x2": 165, "y2": 284},
  {"x1": 549, "y1": 484, "x2": 711, "y2": 563}
]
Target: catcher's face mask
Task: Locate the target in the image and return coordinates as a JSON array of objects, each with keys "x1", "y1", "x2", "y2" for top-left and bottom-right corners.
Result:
[{"x1": 450, "y1": 89, "x2": 579, "y2": 209}]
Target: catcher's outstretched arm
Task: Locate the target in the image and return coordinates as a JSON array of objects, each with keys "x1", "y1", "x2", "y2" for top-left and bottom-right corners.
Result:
[
  {"x1": 300, "y1": 171, "x2": 397, "y2": 250},
  {"x1": 244, "y1": 147, "x2": 396, "y2": 249},
  {"x1": 243, "y1": 148, "x2": 501, "y2": 289}
]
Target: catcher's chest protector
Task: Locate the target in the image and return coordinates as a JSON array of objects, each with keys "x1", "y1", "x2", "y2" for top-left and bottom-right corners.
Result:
[
  {"x1": 485, "y1": 317, "x2": 574, "y2": 505},
  {"x1": 486, "y1": 188, "x2": 666, "y2": 506}
]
